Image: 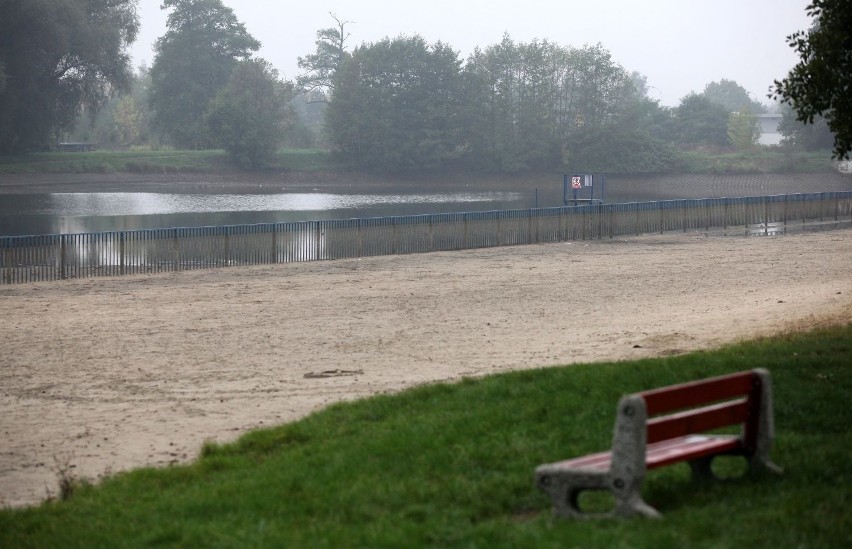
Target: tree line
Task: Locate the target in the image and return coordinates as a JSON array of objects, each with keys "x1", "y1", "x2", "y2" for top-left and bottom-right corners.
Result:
[{"x1": 0, "y1": 0, "x2": 846, "y2": 171}]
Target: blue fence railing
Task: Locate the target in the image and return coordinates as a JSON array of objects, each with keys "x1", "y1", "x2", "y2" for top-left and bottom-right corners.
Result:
[{"x1": 2, "y1": 192, "x2": 851, "y2": 284}]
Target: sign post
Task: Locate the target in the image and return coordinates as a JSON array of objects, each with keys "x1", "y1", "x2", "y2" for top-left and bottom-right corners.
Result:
[{"x1": 563, "y1": 174, "x2": 605, "y2": 206}]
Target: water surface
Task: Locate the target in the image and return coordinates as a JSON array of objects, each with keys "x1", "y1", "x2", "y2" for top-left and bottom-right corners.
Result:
[{"x1": 0, "y1": 190, "x2": 529, "y2": 236}]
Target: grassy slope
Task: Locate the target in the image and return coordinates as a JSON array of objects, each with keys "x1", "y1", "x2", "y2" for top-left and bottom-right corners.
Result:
[
  {"x1": 0, "y1": 149, "x2": 336, "y2": 175},
  {"x1": 1, "y1": 324, "x2": 850, "y2": 547},
  {"x1": 0, "y1": 149, "x2": 838, "y2": 176}
]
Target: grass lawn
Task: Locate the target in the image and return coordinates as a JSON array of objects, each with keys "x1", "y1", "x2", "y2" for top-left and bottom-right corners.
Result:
[
  {"x1": 0, "y1": 149, "x2": 336, "y2": 175},
  {"x1": 0, "y1": 148, "x2": 837, "y2": 176},
  {"x1": 1, "y1": 323, "x2": 850, "y2": 548}
]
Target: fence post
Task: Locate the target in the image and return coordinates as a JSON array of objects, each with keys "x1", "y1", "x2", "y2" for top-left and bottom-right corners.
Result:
[
  {"x1": 601, "y1": 205, "x2": 615, "y2": 240},
  {"x1": 172, "y1": 229, "x2": 179, "y2": 271},
  {"x1": 272, "y1": 225, "x2": 278, "y2": 263},
  {"x1": 60, "y1": 235, "x2": 67, "y2": 280},
  {"x1": 119, "y1": 232, "x2": 126, "y2": 275},
  {"x1": 315, "y1": 221, "x2": 323, "y2": 260},
  {"x1": 764, "y1": 196, "x2": 769, "y2": 236},
  {"x1": 392, "y1": 218, "x2": 398, "y2": 255},
  {"x1": 3, "y1": 240, "x2": 11, "y2": 284},
  {"x1": 527, "y1": 210, "x2": 533, "y2": 244}
]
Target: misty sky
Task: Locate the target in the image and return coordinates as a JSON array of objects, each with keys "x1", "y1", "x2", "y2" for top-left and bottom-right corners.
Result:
[{"x1": 129, "y1": 0, "x2": 813, "y2": 108}]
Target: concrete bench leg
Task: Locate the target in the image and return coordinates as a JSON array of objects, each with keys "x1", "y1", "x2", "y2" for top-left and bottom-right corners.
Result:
[
  {"x1": 535, "y1": 467, "x2": 661, "y2": 519},
  {"x1": 536, "y1": 467, "x2": 609, "y2": 519}
]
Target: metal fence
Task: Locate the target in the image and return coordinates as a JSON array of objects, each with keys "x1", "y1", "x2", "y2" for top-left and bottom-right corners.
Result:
[{"x1": 3, "y1": 192, "x2": 851, "y2": 284}]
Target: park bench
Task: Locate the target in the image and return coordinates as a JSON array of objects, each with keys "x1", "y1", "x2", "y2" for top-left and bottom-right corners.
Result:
[{"x1": 535, "y1": 368, "x2": 781, "y2": 519}]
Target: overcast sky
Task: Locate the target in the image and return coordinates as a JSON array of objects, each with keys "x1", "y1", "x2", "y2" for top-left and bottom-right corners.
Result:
[{"x1": 129, "y1": 0, "x2": 813, "y2": 108}]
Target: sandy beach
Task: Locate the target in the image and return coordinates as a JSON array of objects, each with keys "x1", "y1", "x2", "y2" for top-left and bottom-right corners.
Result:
[{"x1": 1, "y1": 228, "x2": 850, "y2": 507}]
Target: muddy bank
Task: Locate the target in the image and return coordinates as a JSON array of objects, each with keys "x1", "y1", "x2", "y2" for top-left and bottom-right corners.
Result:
[{"x1": 1, "y1": 171, "x2": 850, "y2": 201}]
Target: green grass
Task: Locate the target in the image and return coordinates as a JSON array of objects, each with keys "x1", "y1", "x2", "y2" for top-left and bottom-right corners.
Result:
[
  {"x1": 1, "y1": 324, "x2": 850, "y2": 547},
  {"x1": 0, "y1": 149, "x2": 336, "y2": 175},
  {"x1": 680, "y1": 150, "x2": 837, "y2": 174},
  {"x1": 0, "y1": 148, "x2": 837, "y2": 176}
]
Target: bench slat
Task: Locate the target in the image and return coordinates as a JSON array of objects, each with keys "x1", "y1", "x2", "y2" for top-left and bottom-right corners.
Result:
[
  {"x1": 647, "y1": 398, "x2": 749, "y2": 443},
  {"x1": 541, "y1": 434, "x2": 743, "y2": 474},
  {"x1": 547, "y1": 450, "x2": 612, "y2": 472},
  {"x1": 641, "y1": 370, "x2": 755, "y2": 415},
  {"x1": 645, "y1": 435, "x2": 741, "y2": 469}
]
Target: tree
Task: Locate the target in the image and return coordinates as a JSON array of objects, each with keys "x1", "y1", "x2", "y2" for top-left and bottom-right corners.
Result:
[
  {"x1": 772, "y1": 0, "x2": 852, "y2": 160},
  {"x1": 67, "y1": 66, "x2": 155, "y2": 149},
  {"x1": 148, "y1": 0, "x2": 259, "y2": 148},
  {"x1": 727, "y1": 109, "x2": 762, "y2": 151},
  {"x1": 671, "y1": 93, "x2": 730, "y2": 148},
  {"x1": 113, "y1": 96, "x2": 142, "y2": 148},
  {"x1": 703, "y1": 79, "x2": 765, "y2": 114},
  {"x1": 327, "y1": 36, "x2": 465, "y2": 172},
  {"x1": 206, "y1": 59, "x2": 294, "y2": 169},
  {"x1": 297, "y1": 13, "x2": 351, "y2": 99},
  {"x1": 777, "y1": 103, "x2": 835, "y2": 151},
  {"x1": 462, "y1": 37, "x2": 636, "y2": 172},
  {"x1": 0, "y1": 0, "x2": 139, "y2": 152}
]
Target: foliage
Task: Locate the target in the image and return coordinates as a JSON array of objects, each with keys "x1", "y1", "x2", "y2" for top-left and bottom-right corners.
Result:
[
  {"x1": 703, "y1": 79, "x2": 766, "y2": 114},
  {"x1": 2, "y1": 146, "x2": 836, "y2": 177},
  {"x1": 1, "y1": 323, "x2": 850, "y2": 546},
  {"x1": 148, "y1": 0, "x2": 260, "y2": 149},
  {"x1": 565, "y1": 126, "x2": 682, "y2": 174},
  {"x1": 206, "y1": 59, "x2": 295, "y2": 169},
  {"x1": 563, "y1": 97, "x2": 682, "y2": 173},
  {"x1": 671, "y1": 93, "x2": 730, "y2": 149},
  {"x1": 727, "y1": 109, "x2": 762, "y2": 151},
  {"x1": 328, "y1": 36, "x2": 466, "y2": 172},
  {"x1": 772, "y1": 0, "x2": 852, "y2": 160},
  {"x1": 296, "y1": 13, "x2": 351, "y2": 98},
  {"x1": 113, "y1": 96, "x2": 142, "y2": 148},
  {"x1": 288, "y1": 91, "x2": 329, "y2": 148},
  {"x1": 463, "y1": 38, "x2": 635, "y2": 172},
  {"x1": 0, "y1": 149, "x2": 340, "y2": 175},
  {"x1": 777, "y1": 103, "x2": 836, "y2": 151},
  {"x1": 0, "y1": 0, "x2": 139, "y2": 152}
]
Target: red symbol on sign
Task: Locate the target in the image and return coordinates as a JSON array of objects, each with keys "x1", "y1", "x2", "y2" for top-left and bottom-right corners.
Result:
[{"x1": 571, "y1": 176, "x2": 582, "y2": 189}]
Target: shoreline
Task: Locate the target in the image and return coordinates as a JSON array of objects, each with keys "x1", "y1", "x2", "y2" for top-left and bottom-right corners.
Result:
[
  {"x1": 0, "y1": 171, "x2": 558, "y2": 195},
  {"x1": 1, "y1": 170, "x2": 850, "y2": 197}
]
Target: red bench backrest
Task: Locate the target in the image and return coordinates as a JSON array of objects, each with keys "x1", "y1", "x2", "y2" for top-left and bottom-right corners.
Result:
[{"x1": 638, "y1": 370, "x2": 763, "y2": 451}]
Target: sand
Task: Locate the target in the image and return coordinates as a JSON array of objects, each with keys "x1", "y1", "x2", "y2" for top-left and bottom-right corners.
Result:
[{"x1": 1, "y1": 228, "x2": 850, "y2": 507}]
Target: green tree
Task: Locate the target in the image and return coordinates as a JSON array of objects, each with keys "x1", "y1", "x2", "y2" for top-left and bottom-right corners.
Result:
[
  {"x1": 148, "y1": 0, "x2": 259, "y2": 149},
  {"x1": 68, "y1": 66, "x2": 155, "y2": 149},
  {"x1": 772, "y1": 0, "x2": 851, "y2": 159},
  {"x1": 727, "y1": 109, "x2": 762, "y2": 150},
  {"x1": 114, "y1": 96, "x2": 142, "y2": 148},
  {"x1": 328, "y1": 36, "x2": 465, "y2": 172},
  {"x1": 462, "y1": 37, "x2": 635, "y2": 172},
  {"x1": 671, "y1": 93, "x2": 730, "y2": 148},
  {"x1": 703, "y1": 79, "x2": 765, "y2": 114},
  {"x1": 777, "y1": 103, "x2": 835, "y2": 151},
  {"x1": 206, "y1": 59, "x2": 294, "y2": 169},
  {"x1": 297, "y1": 13, "x2": 351, "y2": 99},
  {"x1": 0, "y1": 0, "x2": 139, "y2": 152}
]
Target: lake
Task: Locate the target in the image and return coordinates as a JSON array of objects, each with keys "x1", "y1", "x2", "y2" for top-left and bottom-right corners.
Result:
[
  {"x1": 0, "y1": 190, "x2": 536, "y2": 236},
  {"x1": 2, "y1": 172, "x2": 850, "y2": 237}
]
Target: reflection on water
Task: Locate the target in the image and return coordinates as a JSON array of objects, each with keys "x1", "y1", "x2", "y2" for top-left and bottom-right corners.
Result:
[
  {"x1": 37, "y1": 192, "x2": 522, "y2": 215},
  {"x1": 0, "y1": 191, "x2": 529, "y2": 236}
]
